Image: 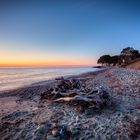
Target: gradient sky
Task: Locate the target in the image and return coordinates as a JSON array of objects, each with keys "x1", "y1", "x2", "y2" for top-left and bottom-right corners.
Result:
[{"x1": 0, "y1": 0, "x2": 140, "y2": 66}]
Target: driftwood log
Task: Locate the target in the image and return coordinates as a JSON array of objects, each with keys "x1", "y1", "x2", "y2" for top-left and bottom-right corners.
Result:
[{"x1": 40, "y1": 79, "x2": 112, "y2": 110}]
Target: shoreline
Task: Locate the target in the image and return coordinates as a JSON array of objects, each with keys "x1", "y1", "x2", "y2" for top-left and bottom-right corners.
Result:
[
  {"x1": 0, "y1": 67, "x2": 140, "y2": 139},
  {"x1": 0, "y1": 68, "x2": 105, "y2": 97},
  {"x1": 0, "y1": 66, "x2": 98, "y2": 93}
]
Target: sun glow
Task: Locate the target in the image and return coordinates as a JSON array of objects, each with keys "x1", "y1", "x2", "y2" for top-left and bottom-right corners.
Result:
[
  {"x1": 0, "y1": 42, "x2": 96, "y2": 67},
  {"x1": 0, "y1": 49, "x2": 95, "y2": 67},
  {"x1": 0, "y1": 58, "x2": 95, "y2": 67}
]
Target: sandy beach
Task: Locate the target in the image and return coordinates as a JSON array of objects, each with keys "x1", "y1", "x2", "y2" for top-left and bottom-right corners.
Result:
[{"x1": 0, "y1": 68, "x2": 140, "y2": 140}]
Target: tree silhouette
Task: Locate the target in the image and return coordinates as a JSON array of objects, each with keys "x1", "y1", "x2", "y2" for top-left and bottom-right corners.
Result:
[
  {"x1": 97, "y1": 47, "x2": 140, "y2": 66},
  {"x1": 97, "y1": 55, "x2": 111, "y2": 65},
  {"x1": 109, "y1": 55, "x2": 119, "y2": 66},
  {"x1": 120, "y1": 47, "x2": 140, "y2": 64}
]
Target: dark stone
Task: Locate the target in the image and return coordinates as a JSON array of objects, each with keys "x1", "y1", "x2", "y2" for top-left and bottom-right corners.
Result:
[
  {"x1": 34, "y1": 136, "x2": 42, "y2": 140},
  {"x1": 35, "y1": 122, "x2": 51, "y2": 136},
  {"x1": 55, "y1": 77, "x2": 64, "y2": 80},
  {"x1": 52, "y1": 129, "x2": 59, "y2": 137},
  {"x1": 71, "y1": 128, "x2": 79, "y2": 136},
  {"x1": 47, "y1": 135, "x2": 59, "y2": 140},
  {"x1": 59, "y1": 126, "x2": 70, "y2": 140},
  {"x1": 101, "y1": 90, "x2": 109, "y2": 99},
  {"x1": 84, "y1": 108, "x2": 94, "y2": 117}
]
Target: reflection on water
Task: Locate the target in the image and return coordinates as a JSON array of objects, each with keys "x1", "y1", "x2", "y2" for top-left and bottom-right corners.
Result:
[{"x1": 0, "y1": 67, "x2": 98, "y2": 91}]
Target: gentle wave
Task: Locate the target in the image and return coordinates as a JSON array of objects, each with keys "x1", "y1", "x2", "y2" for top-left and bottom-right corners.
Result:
[{"x1": 0, "y1": 67, "x2": 98, "y2": 91}]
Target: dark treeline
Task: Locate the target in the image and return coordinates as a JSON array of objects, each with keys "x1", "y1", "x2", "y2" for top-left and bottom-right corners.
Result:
[{"x1": 97, "y1": 47, "x2": 140, "y2": 66}]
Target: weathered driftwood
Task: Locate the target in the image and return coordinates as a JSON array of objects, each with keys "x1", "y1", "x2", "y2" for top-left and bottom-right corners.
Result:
[
  {"x1": 57, "y1": 79, "x2": 82, "y2": 92},
  {"x1": 53, "y1": 92, "x2": 108, "y2": 108},
  {"x1": 40, "y1": 79, "x2": 111, "y2": 109},
  {"x1": 40, "y1": 89, "x2": 78, "y2": 101},
  {"x1": 53, "y1": 95, "x2": 94, "y2": 102}
]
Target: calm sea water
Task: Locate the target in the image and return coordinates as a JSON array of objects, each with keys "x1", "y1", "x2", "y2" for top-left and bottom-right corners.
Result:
[{"x1": 0, "y1": 67, "x2": 98, "y2": 91}]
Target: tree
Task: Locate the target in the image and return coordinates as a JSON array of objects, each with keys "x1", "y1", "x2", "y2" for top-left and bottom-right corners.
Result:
[
  {"x1": 109, "y1": 55, "x2": 119, "y2": 66},
  {"x1": 131, "y1": 50, "x2": 140, "y2": 59},
  {"x1": 97, "y1": 55, "x2": 111, "y2": 65},
  {"x1": 97, "y1": 47, "x2": 140, "y2": 66},
  {"x1": 120, "y1": 47, "x2": 140, "y2": 64}
]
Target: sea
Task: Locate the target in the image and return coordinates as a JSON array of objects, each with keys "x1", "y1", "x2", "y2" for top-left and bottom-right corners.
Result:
[{"x1": 0, "y1": 66, "x2": 99, "y2": 92}]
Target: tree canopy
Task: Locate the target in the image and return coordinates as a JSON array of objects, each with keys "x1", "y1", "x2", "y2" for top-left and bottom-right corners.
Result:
[
  {"x1": 97, "y1": 55, "x2": 111, "y2": 65},
  {"x1": 97, "y1": 47, "x2": 140, "y2": 66}
]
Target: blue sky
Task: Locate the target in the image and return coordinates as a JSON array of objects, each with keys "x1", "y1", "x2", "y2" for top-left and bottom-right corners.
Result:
[{"x1": 0, "y1": 0, "x2": 140, "y2": 66}]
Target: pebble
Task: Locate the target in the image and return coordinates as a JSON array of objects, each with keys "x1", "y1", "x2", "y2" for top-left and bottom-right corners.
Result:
[
  {"x1": 71, "y1": 127, "x2": 79, "y2": 136},
  {"x1": 35, "y1": 123, "x2": 51, "y2": 136},
  {"x1": 59, "y1": 126, "x2": 70, "y2": 139},
  {"x1": 52, "y1": 129, "x2": 59, "y2": 137},
  {"x1": 32, "y1": 107, "x2": 38, "y2": 111},
  {"x1": 47, "y1": 135, "x2": 59, "y2": 140}
]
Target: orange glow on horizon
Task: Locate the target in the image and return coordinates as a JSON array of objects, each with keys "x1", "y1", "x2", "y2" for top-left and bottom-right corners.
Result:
[
  {"x1": 0, "y1": 42, "x2": 97, "y2": 67},
  {"x1": 0, "y1": 55, "x2": 97, "y2": 67},
  {"x1": 0, "y1": 60, "x2": 97, "y2": 67},
  {"x1": 0, "y1": 57, "x2": 97, "y2": 67}
]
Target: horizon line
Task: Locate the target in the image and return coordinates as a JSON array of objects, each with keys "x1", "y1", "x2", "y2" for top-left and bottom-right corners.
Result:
[{"x1": 0, "y1": 64, "x2": 97, "y2": 67}]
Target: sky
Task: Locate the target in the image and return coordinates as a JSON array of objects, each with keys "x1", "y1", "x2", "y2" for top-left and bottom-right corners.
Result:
[{"x1": 0, "y1": 0, "x2": 140, "y2": 66}]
